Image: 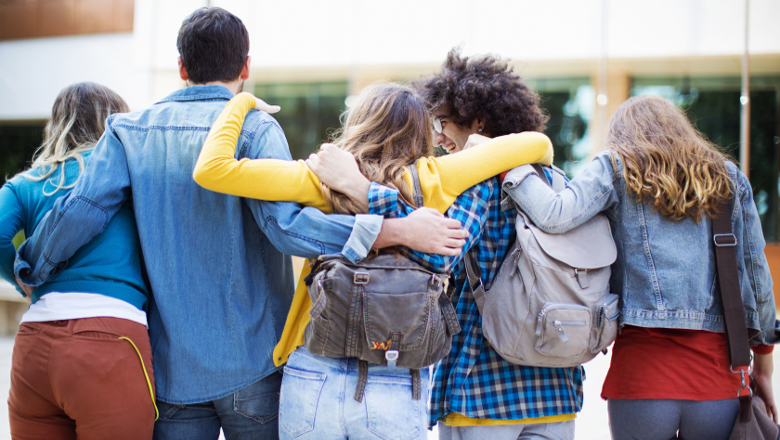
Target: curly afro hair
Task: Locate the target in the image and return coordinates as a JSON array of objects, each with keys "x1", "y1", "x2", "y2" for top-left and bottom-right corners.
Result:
[{"x1": 413, "y1": 48, "x2": 548, "y2": 137}]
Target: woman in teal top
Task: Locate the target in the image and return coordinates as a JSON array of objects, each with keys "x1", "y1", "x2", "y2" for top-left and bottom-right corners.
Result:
[{"x1": 0, "y1": 83, "x2": 157, "y2": 439}]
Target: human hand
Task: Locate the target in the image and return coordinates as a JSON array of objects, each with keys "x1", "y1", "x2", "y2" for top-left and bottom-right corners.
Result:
[
  {"x1": 753, "y1": 352, "x2": 778, "y2": 422},
  {"x1": 463, "y1": 133, "x2": 491, "y2": 150},
  {"x1": 375, "y1": 207, "x2": 468, "y2": 255},
  {"x1": 254, "y1": 97, "x2": 281, "y2": 114},
  {"x1": 306, "y1": 143, "x2": 371, "y2": 206},
  {"x1": 15, "y1": 276, "x2": 33, "y2": 299}
]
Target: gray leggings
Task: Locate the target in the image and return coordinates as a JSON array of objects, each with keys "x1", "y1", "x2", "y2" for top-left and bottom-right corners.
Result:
[{"x1": 607, "y1": 398, "x2": 740, "y2": 440}]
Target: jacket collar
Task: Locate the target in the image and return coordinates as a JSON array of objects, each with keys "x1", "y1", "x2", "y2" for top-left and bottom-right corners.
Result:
[{"x1": 155, "y1": 85, "x2": 234, "y2": 104}]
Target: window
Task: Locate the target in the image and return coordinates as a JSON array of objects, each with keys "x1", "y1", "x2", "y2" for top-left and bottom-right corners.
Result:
[
  {"x1": 253, "y1": 82, "x2": 348, "y2": 160},
  {"x1": 632, "y1": 76, "x2": 780, "y2": 241}
]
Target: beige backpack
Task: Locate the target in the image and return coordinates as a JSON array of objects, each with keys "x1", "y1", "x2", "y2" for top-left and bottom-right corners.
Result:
[{"x1": 465, "y1": 164, "x2": 619, "y2": 367}]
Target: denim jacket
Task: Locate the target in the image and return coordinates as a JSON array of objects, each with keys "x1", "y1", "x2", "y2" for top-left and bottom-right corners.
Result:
[
  {"x1": 504, "y1": 151, "x2": 780, "y2": 346},
  {"x1": 15, "y1": 85, "x2": 382, "y2": 403}
]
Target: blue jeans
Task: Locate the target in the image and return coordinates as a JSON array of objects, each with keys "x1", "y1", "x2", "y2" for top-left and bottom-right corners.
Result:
[
  {"x1": 279, "y1": 347, "x2": 429, "y2": 440},
  {"x1": 152, "y1": 371, "x2": 282, "y2": 440}
]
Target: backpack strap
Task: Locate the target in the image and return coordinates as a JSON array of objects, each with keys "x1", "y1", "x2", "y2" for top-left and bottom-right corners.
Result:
[
  {"x1": 411, "y1": 369, "x2": 422, "y2": 400},
  {"x1": 354, "y1": 360, "x2": 369, "y2": 402},
  {"x1": 712, "y1": 197, "x2": 753, "y2": 422},
  {"x1": 464, "y1": 253, "x2": 488, "y2": 312},
  {"x1": 408, "y1": 161, "x2": 424, "y2": 208}
]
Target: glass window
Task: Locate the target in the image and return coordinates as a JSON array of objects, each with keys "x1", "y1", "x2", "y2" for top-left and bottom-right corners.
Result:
[
  {"x1": 0, "y1": 123, "x2": 44, "y2": 184},
  {"x1": 528, "y1": 78, "x2": 595, "y2": 176},
  {"x1": 632, "y1": 76, "x2": 780, "y2": 241},
  {"x1": 254, "y1": 82, "x2": 348, "y2": 160}
]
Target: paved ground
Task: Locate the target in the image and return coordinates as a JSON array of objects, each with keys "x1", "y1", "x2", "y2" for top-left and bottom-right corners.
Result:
[{"x1": 0, "y1": 335, "x2": 772, "y2": 440}]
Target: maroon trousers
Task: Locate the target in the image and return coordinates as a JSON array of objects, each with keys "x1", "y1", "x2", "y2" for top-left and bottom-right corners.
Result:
[{"x1": 8, "y1": 317, "x2": 156, "y2": 440}]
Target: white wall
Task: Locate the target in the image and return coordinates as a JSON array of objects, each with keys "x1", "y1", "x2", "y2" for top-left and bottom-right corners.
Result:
[
  {"x1": 1, "y1": 0, "x2": 779, "y2": 121},
  {"x1": 0, "y1": 33, "x2": 150, "y2": 120}
]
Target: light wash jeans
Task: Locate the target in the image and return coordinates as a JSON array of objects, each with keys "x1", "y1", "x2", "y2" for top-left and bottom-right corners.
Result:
[{"x1": 279, "y1": 347, "x2": 429, "y2": 440}]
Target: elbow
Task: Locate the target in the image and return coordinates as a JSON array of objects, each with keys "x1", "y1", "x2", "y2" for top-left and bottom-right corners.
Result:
[{"x1": 192, "y1": 164, "x2": 213, "y2": 190}]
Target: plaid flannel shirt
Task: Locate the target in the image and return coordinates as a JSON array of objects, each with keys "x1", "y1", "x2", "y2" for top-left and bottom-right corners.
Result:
[{"x1": 367, "y1": 170, "x2": 584, "y2": 428}]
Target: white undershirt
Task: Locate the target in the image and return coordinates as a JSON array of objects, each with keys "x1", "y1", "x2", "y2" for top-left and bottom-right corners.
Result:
[{"x1": 21, "y1": 292, "x2": 148, "y2": 327}]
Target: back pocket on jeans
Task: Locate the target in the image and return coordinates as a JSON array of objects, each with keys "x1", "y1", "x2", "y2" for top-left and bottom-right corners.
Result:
[
  {"x1": 279, "y1": 366, "x2": 326, "y2": 438},
  {"x1": 364, "y1": 375, "x2": 424, "y2": 440}
]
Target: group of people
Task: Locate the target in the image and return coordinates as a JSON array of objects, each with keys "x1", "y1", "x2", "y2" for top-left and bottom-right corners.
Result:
[{"x1": 0, "y1": 6, "x2": 778, "y2": 440}]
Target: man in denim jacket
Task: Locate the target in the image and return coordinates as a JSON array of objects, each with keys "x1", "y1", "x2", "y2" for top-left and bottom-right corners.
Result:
[{"x1": 14, "y1": 8, "x2": 466, "y2": 439}]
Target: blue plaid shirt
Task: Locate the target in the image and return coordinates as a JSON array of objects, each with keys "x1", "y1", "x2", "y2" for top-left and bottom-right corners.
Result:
[{"x1": 368, "y1": 171, "x2": 584, "y2": 427}]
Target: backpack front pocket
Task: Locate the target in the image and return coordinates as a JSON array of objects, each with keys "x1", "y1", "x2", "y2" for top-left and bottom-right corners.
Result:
[
  {"x1": 363, "y1": 291, "x2": 431, "y2": 352},
  {"x1": 590, "y1": 293, "x2": 619, "y2": 353},
  {"x1": 535, "y1": 304, "x2": 591, "y2": 358}
]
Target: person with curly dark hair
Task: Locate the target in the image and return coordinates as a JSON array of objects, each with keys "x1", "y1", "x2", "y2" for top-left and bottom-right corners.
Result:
[
  {"x1": 414, "y1": 47, "x2": 549, "y2": 153},
  {"x1": 413, "y1": 49, "x2": 583, "y2": 440}
]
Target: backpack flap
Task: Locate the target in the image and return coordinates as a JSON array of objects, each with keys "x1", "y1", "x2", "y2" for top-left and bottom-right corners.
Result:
[{"x1": 517, "y1": 211, "x2": 617, "y2": 270}]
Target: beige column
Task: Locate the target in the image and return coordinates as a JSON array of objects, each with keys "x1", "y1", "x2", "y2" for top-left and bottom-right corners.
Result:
[{"x1": 588, "y1": 70, "x2": 630, "y2": 157}]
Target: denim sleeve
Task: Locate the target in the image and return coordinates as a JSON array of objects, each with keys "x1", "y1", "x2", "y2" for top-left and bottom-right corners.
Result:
[
  {"x1": 0, "y1": 182, "x2": 24, "y2": 295},
  {"x1": 241, "y1": 119, "x2": 381, "y2": 262},
  {"x1": 503, "y1": 152, "x2": 620, "y2": 234},
  {"x1": 737, "y1": 172, "x2": 780, "y2": 345},
  {"x1": 14, "y1": 117, "x2": 131, "y2": 286}
]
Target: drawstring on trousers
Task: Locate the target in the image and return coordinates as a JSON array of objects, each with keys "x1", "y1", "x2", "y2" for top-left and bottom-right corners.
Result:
[{"x1": 119, "y1": 336, "x2": 159, "y2": 421}]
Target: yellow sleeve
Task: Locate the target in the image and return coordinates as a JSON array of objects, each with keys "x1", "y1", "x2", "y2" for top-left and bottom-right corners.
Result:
[
  {"x1": 272, "y1": 267, "x2": 313, "y2": 366},
  {"x1": 193, "y1": 92, "x2": 333, "y2": 213},
  {"x1": 408, "y1": 132, "x2": 554, "y2": 213}
]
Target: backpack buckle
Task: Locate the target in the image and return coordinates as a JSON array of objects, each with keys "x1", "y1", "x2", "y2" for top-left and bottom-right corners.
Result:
[
  {"x1": 354, "y1": 272, "x2": 370, "y2": 284},
  {"x1": 714, "y1": 233, "x2": 737, "y2": 247},
  {"x1": 385, "y1": 350, "x2": 399, "y2": 368}
]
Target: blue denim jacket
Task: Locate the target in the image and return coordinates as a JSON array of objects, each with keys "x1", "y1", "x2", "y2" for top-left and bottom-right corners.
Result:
[
  {"x1": 15, "y1": 85, "x2": 382, "y2": 403},
  {"x1": 504, "y1": 152, "x2": 780, "y2": 346}
]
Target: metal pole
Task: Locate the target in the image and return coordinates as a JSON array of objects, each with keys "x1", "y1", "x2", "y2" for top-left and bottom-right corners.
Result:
[
  {"x1": 740, "y1": 0, "x2": 751, "y2": 178},
  {"x1": 595, "y1": 0, "x2": 609, "y2": 154}
]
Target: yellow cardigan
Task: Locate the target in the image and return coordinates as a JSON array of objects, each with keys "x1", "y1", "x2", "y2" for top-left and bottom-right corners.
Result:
[{"x1": 193, "y1": 93, "x2": 576, "y2": 427}]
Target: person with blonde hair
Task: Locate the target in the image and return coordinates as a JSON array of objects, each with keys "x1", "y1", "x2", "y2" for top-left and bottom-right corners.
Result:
[
  {"x1": 193, "y1": 80, "x2": 556, "y2": 439},
  {"x1": 502, "y1": 94, "x2": 780, "y2": 440},
  {"x1": 0, "y1": 82, "x2": 156, "y2": 439}
]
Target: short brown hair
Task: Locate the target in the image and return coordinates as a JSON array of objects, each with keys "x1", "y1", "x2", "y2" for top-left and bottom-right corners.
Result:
[
  {"x1": 177, "y1": 7, "x2": 249, "y2": 84},
  {"x1": 413, "y1": 47, "x2": 548, "y2": 136}
]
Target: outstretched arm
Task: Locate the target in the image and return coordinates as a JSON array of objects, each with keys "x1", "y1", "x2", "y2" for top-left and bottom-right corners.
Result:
[
  {"x1": 193, "y1": 92, "x2": 332, "y2": 213},
  {"x1": 308, "y1": 131, "x2": 555, "y2": 214}
]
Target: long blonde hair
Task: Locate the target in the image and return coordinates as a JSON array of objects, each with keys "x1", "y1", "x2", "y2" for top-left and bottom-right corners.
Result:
[
  {"x1": 25, "y1": 82, "x2": 129, "y2": 195},
  {"x1": 325, "y1": 82, "x2": 433, "y2": 214},
  {"x1": 607, "y1": 95, "x2": 732, "y2": 222}
]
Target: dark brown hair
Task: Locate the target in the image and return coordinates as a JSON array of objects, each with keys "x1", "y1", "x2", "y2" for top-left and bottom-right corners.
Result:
[
  {"x1": 607, "y1": 95, "x2": 733, "y2": 221},
  {"x1": 413, "y1": 47, "x2": 548, "y2": 136},
  {"x1": 177, "y1": 7, "x2": 249, "y2": 84}
]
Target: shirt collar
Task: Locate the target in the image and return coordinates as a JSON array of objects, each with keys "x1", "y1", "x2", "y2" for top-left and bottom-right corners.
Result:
[{"x1": 155, "y1": 85, "x2": 235, "y2": 104}]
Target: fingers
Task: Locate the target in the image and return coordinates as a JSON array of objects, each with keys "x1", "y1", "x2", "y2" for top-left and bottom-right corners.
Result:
[
  {"x1": 254, "y1": 97, "x2": 281, "y2": 114},
  {"x1": 306, "y1": 153, "x2": 321, "y2": 172},
  {"x1": 446, "y1": 238, "x2": 466, "y2": 248},
  {"x1": 436, "y1": 246, "x2": 462, "y2": 256}
]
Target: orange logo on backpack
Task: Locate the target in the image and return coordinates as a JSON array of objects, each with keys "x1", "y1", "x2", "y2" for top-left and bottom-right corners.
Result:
[{"x1": 371, "y1": 339, "x2": 393, "y2": 350}]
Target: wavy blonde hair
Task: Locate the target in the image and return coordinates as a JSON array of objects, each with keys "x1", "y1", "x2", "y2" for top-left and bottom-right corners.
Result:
[
  {"x1": 324, "y1": 82, "x2": 433, "y2": 214},
  {"x1": 24, "y1": 82, "x2": 129, "y2": 195},
  {"x1": 607, "y1": 95, "x2": 733, "y2": 222}
]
